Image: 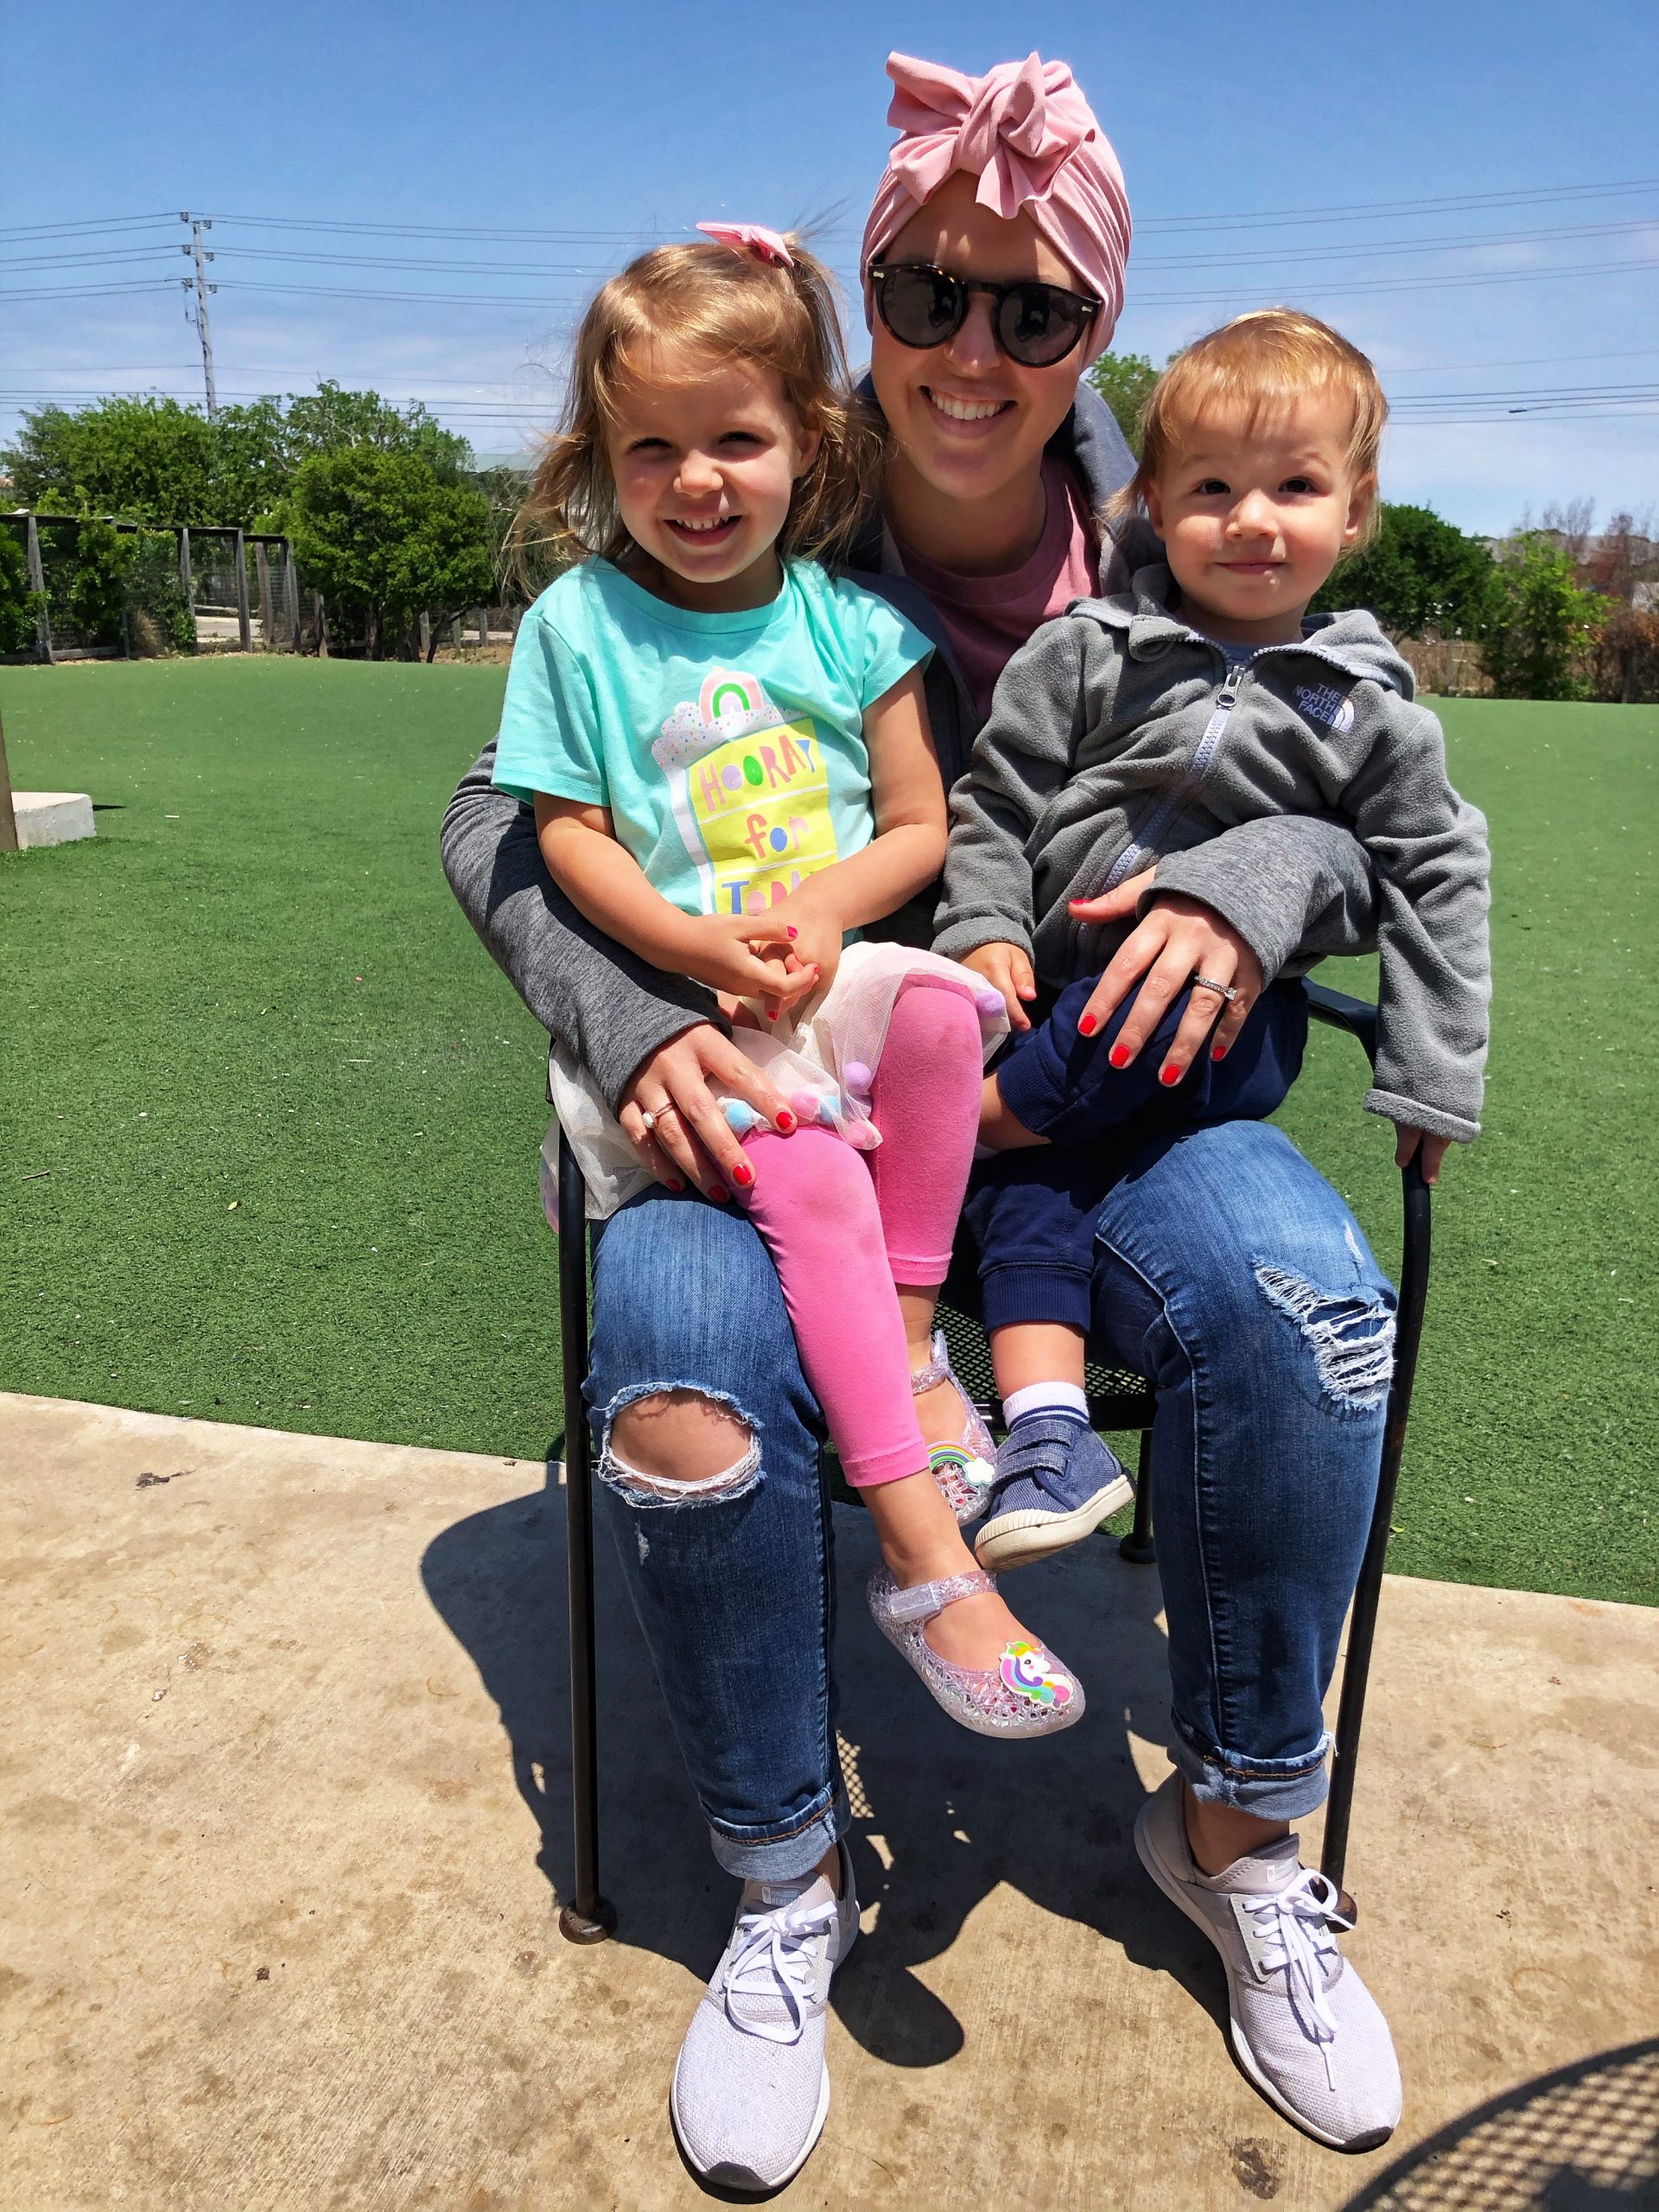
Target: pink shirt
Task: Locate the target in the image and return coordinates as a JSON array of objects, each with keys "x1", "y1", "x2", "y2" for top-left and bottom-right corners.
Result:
[{"x1": 893, "y1": 458, "x2": 1100, "y2": 724}]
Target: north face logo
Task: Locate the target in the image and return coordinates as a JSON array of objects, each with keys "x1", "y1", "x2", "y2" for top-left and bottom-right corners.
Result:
[{"x1": 1297, "y1": 683, "x2": 1355, "y2": 734}]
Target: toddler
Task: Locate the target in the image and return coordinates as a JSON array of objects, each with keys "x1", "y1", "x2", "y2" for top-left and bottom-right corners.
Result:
[
  {"x1": 937, "y1": 308, "x2": 1491, "y2": 1565},
  {"x1": 493, "y1": 226, "x2": 1084, "y2": 1736}
]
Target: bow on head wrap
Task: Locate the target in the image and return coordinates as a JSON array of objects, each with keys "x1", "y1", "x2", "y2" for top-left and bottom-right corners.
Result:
[{"x1": 860, "y1": 51, "x2": 1130, "y2": 363}]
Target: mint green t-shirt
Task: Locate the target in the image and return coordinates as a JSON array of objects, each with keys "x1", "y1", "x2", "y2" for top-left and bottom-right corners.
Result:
[{"x1": 492, "y1": 558, "x2": 933, "y2": 921}]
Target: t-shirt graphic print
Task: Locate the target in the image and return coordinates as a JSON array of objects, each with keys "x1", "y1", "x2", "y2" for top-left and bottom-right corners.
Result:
[{"x1": 653, "y1": 667, "x2": 838, "y2": 918}]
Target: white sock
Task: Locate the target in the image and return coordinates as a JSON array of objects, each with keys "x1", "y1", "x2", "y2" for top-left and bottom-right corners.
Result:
[{"x1": 1002, "y1": 1381, "x2": 1090, "y2": 1427}]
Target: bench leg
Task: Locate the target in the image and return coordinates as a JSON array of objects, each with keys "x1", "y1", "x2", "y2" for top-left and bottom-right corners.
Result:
[
  {"x1": 1118, "y1": 1430, "x2": 1157, "y2": 1565},
  {"x1": 557, "y1": 1137, "x2": 615, "y2": 1943}
]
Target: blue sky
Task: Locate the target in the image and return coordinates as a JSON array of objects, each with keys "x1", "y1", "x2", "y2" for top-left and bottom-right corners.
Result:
[{"x1": 5, "y1": 0, "x2": 1656, "y2": 533}]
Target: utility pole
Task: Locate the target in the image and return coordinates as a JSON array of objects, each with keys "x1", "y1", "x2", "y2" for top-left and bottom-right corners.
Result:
[{"x1": 179, "y1": 212, "x2": 219, "y2": 418}]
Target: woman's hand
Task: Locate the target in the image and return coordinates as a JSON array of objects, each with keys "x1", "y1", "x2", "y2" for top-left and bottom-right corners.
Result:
[
  {"x1": 1067, "y1": 873, "x2": 1266, "y2": 1080},
  {"x1": 962, "y1": 941, "x2": 1038, "y2": 1031},
  {"x1": 1394, "y1": 1126, "x2": 1452, "y2": 1186},
  {"x1": 619, "y1": 1024, "x2": 798, "y2": 1198}
]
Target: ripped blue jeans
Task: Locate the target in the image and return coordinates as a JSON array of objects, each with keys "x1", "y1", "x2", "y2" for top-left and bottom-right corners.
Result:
[{"x1": 588, "y1": 1118, "x2": 1393, "y2": 1880}]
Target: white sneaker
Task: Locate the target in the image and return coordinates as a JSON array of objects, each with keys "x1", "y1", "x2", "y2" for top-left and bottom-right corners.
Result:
[
  {"x1": 1135, "y1": 1773, "x2": 1402, "y2": 2150},
  {"x1": 670, "y1": 1841, "x2": 857, "y2": 2190}
]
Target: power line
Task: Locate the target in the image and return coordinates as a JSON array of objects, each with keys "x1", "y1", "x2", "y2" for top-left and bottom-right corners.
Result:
[{"x1": 1128, "y1": 256, "x2": 1659, "y2": 308}]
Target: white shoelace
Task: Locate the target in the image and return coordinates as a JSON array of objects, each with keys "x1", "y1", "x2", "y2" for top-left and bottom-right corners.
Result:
[
  {"x1": 1242, "y1": 1868, "x2": 1352, "y2": 2090},
  {"x1": 722, "y1": 1895, "x2": 839, "y2": 2046}
]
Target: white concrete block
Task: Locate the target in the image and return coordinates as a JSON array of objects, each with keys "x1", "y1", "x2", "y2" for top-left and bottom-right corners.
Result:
[{"x1": 13, "y1": 792, "x2": 95, "y2": 849}]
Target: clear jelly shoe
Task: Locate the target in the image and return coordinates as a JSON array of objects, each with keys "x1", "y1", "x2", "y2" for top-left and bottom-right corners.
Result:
[
  {"x1": 912, "y1": 1329, "x2": 996, "y2": 1524},
  {"x1": 867, "y1": 1565, "x2": 1085, "y2": 1738}
]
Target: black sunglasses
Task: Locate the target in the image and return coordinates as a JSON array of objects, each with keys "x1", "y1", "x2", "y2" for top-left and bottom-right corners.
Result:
[{"x1": 868, "y1": 260, "x2": 1101, "y2": 369}]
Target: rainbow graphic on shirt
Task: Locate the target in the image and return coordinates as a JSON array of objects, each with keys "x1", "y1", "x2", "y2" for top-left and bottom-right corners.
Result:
[{"x1": 652, "y1": 669, "x2": 840, "y2": 917}]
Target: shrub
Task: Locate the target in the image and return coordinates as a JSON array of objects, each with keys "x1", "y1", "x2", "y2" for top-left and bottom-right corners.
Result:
[
  {"x1": 0, "y1": 528, "x2": 44, "y2": 655},
  {"x1": 1479, "y1": 535, "x2": 1605, "y2": 701}
]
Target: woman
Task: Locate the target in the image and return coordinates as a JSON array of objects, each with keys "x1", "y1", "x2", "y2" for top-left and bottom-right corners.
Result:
[{"x1": 442, "y1": 53, "x2": 1400, "y2": 2186}]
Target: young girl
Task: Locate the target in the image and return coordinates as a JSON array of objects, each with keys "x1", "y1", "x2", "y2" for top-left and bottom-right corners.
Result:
[{"x1": 492, "y1": 225, "x2": 1084, "y2": 1736}]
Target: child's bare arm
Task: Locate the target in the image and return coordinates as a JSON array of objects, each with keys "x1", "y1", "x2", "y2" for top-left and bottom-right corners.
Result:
[
  {"x1": 533, "y1": 796, "x2": 816, "y2": 1011},
  {"x1": 766, "y1": 668, "x2": 945, "y2": 985}
]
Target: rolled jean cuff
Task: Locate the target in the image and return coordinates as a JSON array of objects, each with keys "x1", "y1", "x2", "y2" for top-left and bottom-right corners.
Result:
[
  {"x1": 708, "y1": 1783, "x2": 849, "y2": 1882},
  {"x1": 1172, "y1": 1719, "x2": 1333, "y2": 1822},
  {"x1": 982, "y1": 1260, "x2": 1095, "y2": 1334}
]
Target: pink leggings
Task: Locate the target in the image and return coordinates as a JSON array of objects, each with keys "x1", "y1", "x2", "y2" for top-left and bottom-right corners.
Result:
[{"x1": 740, "y1": 975, "x2": 984, "y2": 1487}]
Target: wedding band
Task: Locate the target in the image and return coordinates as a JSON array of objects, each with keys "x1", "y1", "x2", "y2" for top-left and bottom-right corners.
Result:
[{"x1": 1191, "y1": 974, "x2": 1238, "y2": 1002}]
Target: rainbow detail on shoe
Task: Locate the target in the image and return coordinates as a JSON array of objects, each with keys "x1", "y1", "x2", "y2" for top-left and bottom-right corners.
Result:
[{"x1": 999, "y1": 1641, "x2": 1075, "y2": 1709}]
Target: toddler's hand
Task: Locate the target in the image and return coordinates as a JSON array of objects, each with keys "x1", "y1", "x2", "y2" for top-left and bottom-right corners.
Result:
[
  {"x1": 766, "y1": 886, "x2": 843, "y2": 1005},
  {"x1": 963, "y1": 942, "x2": 1036, "y2": 1031},
  {"x1": 1394, "y1": 1125, "x2": 1452, "y2": 1186},
  {"x1": 680, "y1": 912, "x2": 820, "y2": 1015}
]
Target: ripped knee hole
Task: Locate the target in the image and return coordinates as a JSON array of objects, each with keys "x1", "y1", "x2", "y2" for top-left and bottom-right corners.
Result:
[
  {"x1": 1253, "y1": 1262, "x2": 1395, "y2": 1408},
  {"x1": 601, "y1": 1389, "x2": 760, "y2": 1508}
]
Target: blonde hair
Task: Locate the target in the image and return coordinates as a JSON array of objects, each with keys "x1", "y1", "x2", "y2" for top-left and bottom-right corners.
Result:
[
  {"x1": 1112, "y1": 308, "x2": 1387, "y2": 543},
  {"x1": 513, "y1": 236, "x2": 881, "y2": 577}
]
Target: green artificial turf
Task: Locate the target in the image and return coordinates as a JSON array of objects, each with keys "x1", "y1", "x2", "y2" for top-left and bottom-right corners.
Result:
[{"x1": 2, "y1": 664, "x2": 1654, "y2": 1604}]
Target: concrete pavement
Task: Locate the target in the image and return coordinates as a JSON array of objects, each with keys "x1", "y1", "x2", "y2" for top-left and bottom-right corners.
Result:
[{"x1": 3, "y1": 1392, "x2": 1655, "y2": 2210}]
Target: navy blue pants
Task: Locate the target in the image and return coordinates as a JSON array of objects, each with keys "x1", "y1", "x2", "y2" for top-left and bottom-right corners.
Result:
[{"x1": 965, "y1": 974, "x2": 1308, "y2": 1332}]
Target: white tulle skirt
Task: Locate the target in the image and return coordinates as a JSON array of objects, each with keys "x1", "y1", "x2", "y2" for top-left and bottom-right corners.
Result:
[{"x1": 541, "y1": 939, "x2": 1009, "y2": 1224}]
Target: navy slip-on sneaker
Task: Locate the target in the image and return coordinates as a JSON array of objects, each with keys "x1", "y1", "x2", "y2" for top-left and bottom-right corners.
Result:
[{"x1": 973, "y1": 1413, "x2": 1134, "y2": 1572}]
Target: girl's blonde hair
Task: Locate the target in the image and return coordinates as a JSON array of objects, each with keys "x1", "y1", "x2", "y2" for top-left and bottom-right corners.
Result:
[
  {"x1": 1111, "y1": 308, "x2": 1388, "y2": 543},
  {"x1": 514, "y1": 236, "x2": 881, "y2": 576}
]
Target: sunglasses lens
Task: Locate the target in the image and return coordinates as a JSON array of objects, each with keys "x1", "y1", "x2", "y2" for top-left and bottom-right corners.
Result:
[
  {"x1": 997, "y1": 284, "x2": 1090, "y2": 367},
  {"x1": 879, "y1": 266, "x2": 964, "y2": 348}
]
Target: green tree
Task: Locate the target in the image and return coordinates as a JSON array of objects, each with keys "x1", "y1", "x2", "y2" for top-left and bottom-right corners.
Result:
[
  {"x1": 1312, "y1": 503, "x2": 1496, "y2": 635},
  {"x1": 285, "y1": 446, "x2": 494, "y2": 659},
  {"x1": 1085, "y1": 349, "x2": 1160, "y2": 455},
  {"x1": 1, "y1": 385, "x2": 473, "y2": 531},
  {"x1": 278, "y1": 381, "x2": 472, "y2": 480},
  {"x1": 1479, "y1": 534, "x2": 1605, "y2": 700},
  {"x1": 2, "y1": 396, "x2": 285, "y2": 526},
  {"x1": 65, "y1": 519, "x2": 132, "y2": 649},
  {"x1": 0, "y1": 529, "x2": 45, "y2": 656},
  {"x1": 124, "y1": 532, "x2": 195, "y2": 654}
]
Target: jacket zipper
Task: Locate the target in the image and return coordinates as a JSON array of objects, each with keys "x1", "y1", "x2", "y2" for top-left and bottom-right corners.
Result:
[{"x1": 1100, "y1": 658, "x2": 1249, "y2": 893}]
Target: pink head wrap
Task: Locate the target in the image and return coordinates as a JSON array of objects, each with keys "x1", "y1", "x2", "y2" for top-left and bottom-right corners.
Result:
[{"x1": 860, "y1": 52, "x2": 1131, "y2": 364}]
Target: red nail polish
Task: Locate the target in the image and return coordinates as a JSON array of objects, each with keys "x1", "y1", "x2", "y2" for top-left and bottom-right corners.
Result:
[
  {"x1": 1078, "y1": 1013, "x2": 1097, "y2": 1036},
  {"x1": 766, "y1": 1009, "x2": 778, "y2": 1020},
  {"x1": 775, "y1": 1109, "x2": 797, "y2": 1133},
  {"x1": 1160, "y1": 1063, "x2": 1182, "y2": 1086},
  {"x1": 1109, "y1": 1044, "x2": 1130, "y2": 1069},
  {"x1": 785, "y1": 925, "x2": 798, "y2": 938},
  {"x1": 666, "y1": 1178, "x2": 685, "y2": 1192},
  {"x1": 1211, "y1": 1045, "x2": 1226, "y2": 1062},
  {"x1": 709, "y1": 1186, "x2": 729, "y2": 1203},
  {"x1": 732, "y1": 1162, "x2": 754, "y2": 1187}
]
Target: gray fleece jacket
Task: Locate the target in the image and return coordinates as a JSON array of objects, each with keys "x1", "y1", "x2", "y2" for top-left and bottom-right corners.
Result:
[
  {"x1": 936, "y1": 561, "x2": 1491, "y2": 1141},
  {"x1": 440, "y1": 384, "x2": 1384, "y2": 1112}
]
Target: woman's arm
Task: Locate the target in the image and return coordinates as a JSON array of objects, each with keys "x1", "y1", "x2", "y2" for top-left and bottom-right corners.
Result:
[
  {"x1": 440, "y1": 742, "x2": 727, "y2": 1108},
  {"x1": 532, "y1": 793, "x2": 820, "y2": 1014},
  {"x1": 1065, "y1": 813, "x2": 1382, "y2": 1082}
]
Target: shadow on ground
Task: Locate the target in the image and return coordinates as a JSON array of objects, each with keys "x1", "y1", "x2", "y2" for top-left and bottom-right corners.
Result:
[
  {"x1": 419, "y1": 1457, "x2": 1229, "y2": 2071},
  {"x1": 1338, "y1": 2037, "x2": 1659, "y2": 2209}
]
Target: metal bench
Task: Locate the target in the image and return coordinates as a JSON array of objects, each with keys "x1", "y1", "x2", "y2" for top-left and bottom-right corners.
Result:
[{"x1": 554, "y1": 976, "x2": 1433, "y2": 1941}]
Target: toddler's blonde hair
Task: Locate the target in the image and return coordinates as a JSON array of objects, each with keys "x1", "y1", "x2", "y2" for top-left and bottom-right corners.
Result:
[
  {"x1": 515, "y1": 236, "x2": 880, "y2": 575},
  {"x1": 1113, "y1": 308, "x2": 1387, "y2": 543}
]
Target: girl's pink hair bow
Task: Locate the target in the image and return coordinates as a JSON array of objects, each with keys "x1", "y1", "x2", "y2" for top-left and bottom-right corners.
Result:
[{"x1": 696, "y1": 221, "x2": 795, "y2": 269}]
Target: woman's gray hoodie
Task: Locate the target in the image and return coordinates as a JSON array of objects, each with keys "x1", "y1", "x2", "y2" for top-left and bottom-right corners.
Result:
[
  {"x1": 440, "y1": 385, "x2": 1383, "y2": 1109},
  {"x1": 935, "y1": 559, "x2": 1491, "y2": 1141}
]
